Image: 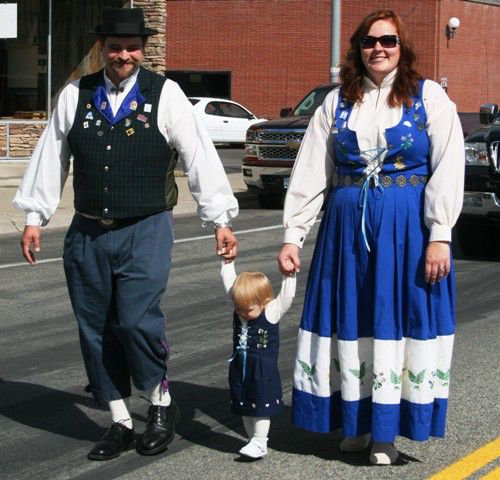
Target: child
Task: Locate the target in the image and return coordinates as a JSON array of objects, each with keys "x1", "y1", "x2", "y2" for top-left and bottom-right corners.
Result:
[{"x1": 221, "y1": 260, "x2": 296, "y2": 459}]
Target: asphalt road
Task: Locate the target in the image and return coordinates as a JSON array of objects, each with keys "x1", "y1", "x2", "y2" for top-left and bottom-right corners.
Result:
[{"x1": 0, "y1": 151, "x2": 499, "y2": 479}]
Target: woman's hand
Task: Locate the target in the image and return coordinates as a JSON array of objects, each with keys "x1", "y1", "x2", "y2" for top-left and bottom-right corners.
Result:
[
  {"x1": 425, "y1": 241, "x2": 450, "y2": 284},
  {"x1": 278, "y1": 243, "x2": 301, "y2": 275}
]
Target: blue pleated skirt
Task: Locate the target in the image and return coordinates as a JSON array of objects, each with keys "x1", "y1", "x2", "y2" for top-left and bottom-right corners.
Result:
[{"x1": 292, "y1": 183, "x2": 455, "y2": 442}]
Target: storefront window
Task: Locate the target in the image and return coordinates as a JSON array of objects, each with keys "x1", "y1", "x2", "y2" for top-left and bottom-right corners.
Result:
[{"x1": 0, "y1": 0, "x2": 48, "y2": 119}]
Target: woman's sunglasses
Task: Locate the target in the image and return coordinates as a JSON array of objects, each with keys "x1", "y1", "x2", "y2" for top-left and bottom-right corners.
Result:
[{"x1": 360, "y1": 35, "x2": 400, "y2": 49}]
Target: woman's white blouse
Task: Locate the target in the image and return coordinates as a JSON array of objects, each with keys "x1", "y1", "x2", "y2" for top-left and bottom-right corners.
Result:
[{"x1": 283, "y1": 69, "x2": 465, "y2": 246}]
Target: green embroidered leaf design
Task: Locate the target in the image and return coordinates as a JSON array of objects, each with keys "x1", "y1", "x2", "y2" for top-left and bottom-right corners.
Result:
[
  {"x1": 390, "y1": 370, "x2": 402, "y2": 385},
  {"x1": 408, "y1": 369, "x2": 426, "y2": 389},
  {"x1": 416, "y1": 369, "x2": 426, "y2": 384},
  {"x1": 348, "y1": 362, "x2": 366, "y2": 384},
  {"x1": 333, "y1": 358, "x2": 341, "y2": 373},
  {"x1": 436, "y1": 369, "x2": 450, "y2": 381},
  {"x1": 299, "y1": 360, "x2": 316, "y2": 381}
]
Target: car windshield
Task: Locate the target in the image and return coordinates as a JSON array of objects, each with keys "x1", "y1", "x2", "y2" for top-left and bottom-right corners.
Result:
[{"x1": 292, "y1": 87, "x2": 334, "y2": 116}]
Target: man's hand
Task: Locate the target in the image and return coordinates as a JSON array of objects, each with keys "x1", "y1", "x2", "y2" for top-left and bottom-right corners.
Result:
[
  {"x1": 215, "y1": 227, "x2": 238, "y2": 262},
  {"x1": 278, "y1": 243, "x2": 301, "y2": 275},
  {"x1": 21, "y1": 225, "x2": 41, "y2": 266},
  {"x1": 425, "y1": 241, "x2": 450, "y2": 284}
]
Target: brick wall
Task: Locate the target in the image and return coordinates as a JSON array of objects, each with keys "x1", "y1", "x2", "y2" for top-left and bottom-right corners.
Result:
[
  {"x1": 1, "y1": 124, "x2": 46, "y2": 159},
  {"x1": 166, "y1": 0, "x2": 332, "y2": 118},
  {"x1": 136, "y1": 0, "x2": 167, "y2": 74},
  {"x1": 165, "y1": 0, "x2": 499, "y2": 117}
]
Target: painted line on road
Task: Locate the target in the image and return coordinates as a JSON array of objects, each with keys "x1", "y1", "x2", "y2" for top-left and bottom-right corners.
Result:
[
  {"x1": 428, "y1": 437, "x2": 500, "y2": 480},
  {"x1": 0, "y1": 222, "x2": 303, "y2": 270},
  {"x1": 480, "y1": 466, "x2": 500, "y2": 479}
]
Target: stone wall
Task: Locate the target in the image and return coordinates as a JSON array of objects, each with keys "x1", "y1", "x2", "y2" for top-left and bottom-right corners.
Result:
[
  {"x1": 0, "y1": 123, "x2": 46, "y2": 159},
  {"x1": 135, "y1": 0, "x2": 167, "y2": 74}
]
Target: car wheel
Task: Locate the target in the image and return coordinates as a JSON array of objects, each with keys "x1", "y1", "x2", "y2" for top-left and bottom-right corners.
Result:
[
  {"x1": 456, "y1": 221, "x2": 500, "y2": 258},
  {"x1": 257, "y1": 192, "x2": 285, "y2": 209}
]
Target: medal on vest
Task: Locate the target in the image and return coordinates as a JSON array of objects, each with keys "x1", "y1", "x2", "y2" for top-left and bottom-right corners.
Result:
[
  {"x1": 137, "y1": 114, "x2": 148, "y2": 123},
  {"x1": 85, "y1": 111, "x2": 94, "y2": 120},
  {"x1": 144, "y1": 103, "x2": 152, "y2": 113},
  {"x1": 126, "y1": 128, "x2": 135, "y2": 136},
  {"x1": 130, "y1": 100, "x2": 138, "y2": 111},
  {"x1": 95, "y1": 119, "x2": 102, "y2": 126},
  {"x1": 125, "y1": 118, "x2": 132, "y2": 127}
]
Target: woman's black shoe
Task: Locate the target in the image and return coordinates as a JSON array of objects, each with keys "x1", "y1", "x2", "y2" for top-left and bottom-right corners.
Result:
[
  {"x1": 87, "y1": 422, "x2": 135, "y2": 461},
  {"x1": 139, "y1": 401, "x2": 180, "y2": 455}
]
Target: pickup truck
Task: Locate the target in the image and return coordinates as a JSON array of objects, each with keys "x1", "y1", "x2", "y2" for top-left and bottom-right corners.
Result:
[
  {"x1": 242, "y1": 83, "x2": 338, "y2": 207},
  {"x1": 457, "y1": 103, "x2": 500, "y2": 257}
]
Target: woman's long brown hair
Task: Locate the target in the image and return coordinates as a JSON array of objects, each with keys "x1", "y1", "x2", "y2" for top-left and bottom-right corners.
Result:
[{"x1": 339, "y1": 10, "x2": 422, "y2": 108}]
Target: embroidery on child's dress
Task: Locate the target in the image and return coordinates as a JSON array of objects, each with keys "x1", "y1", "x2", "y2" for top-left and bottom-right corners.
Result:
[{"x1": 257, "y1": 328, "x2": 268, "y2": 349}]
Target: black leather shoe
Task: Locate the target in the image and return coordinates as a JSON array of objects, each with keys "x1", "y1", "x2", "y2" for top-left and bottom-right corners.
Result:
[
  {"x1": 87, "y1": 422, "x2": 135, "y2": 461},
  {"x1": 139, "y1": 401, "x2": 180, "y2": 455}
]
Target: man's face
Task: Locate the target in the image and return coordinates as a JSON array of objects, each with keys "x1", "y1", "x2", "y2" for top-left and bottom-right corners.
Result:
[{"x1": 101, "y1": 36, "x2": 144, "y2": 84}]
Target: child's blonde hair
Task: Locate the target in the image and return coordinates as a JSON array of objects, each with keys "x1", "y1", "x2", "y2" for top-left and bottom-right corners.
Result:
[{"x1": 231, "y1": 271, "x2": 274, "y2": 310}]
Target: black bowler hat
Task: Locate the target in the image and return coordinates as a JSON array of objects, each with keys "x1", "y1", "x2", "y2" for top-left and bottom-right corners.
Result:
[{"x1": 94, "y1": 7, "x2": 158, "y2": 36}]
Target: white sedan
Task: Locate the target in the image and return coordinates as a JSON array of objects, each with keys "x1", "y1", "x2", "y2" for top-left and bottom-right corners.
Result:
[{"x1": 188, "y1": 97, "x2": 266, "y2": 144}]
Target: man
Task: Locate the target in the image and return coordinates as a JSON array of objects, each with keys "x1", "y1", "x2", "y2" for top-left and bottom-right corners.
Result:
[{"x1": 13, "y1": 8, "x2": 238, "y2": 461}]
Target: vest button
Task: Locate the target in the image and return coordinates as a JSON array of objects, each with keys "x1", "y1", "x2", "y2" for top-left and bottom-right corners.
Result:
[
  {"x1": 104, "y1": 166, "x2": 109, "y2": 172},
  {"x1": 103, "y1": 208, "x2": 109, "y2": 215},
  {"x1": 104, "y1": 187, "x2": 109, "y2": 192},
  {"x1": 106, "y1": 145, "x2": 111, "y2": 150}
]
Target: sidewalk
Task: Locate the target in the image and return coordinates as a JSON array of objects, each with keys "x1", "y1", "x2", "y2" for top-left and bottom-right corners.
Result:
[{"x1": 0, "y1": 161, "x2": 247, "y2": 236}]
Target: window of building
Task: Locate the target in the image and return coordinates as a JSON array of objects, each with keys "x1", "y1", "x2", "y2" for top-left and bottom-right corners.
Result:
[{"x1": 166, "y1": 71, "x2": 231, "y2": 98}]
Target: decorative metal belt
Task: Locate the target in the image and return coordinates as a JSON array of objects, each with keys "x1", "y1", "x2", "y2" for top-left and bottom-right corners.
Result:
[{"x1": 338, "y1": 174, "x2": 428, "y2": 188}]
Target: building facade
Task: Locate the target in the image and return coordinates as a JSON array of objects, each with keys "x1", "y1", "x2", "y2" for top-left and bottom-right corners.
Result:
[
  {"x1": 166, "y1": 0, "x2": 499, "y2": 119},
  {"x1": 0, "y1": 0, "x2": 498, "y2": 160}
]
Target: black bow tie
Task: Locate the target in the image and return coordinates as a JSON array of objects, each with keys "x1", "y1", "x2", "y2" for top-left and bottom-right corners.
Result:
[{"x1": 110, "y1": 86, "x2": 124, "y2": 93}]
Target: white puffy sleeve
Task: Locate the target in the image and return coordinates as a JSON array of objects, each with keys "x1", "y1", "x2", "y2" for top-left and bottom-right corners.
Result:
[
  {"x1": 423, "y1": 80, "x2": 465, "y2": 242},
  {"x1": 282, "y1": 89, "x2": 338, "y2": 247},
  {"x1": 265, "y1": 274, "x2": 296, "y2": 324}
]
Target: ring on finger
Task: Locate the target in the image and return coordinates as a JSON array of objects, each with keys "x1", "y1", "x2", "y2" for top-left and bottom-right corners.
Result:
[{"x1": 439, "y1": 265, "x2": 446, "y2": 272}]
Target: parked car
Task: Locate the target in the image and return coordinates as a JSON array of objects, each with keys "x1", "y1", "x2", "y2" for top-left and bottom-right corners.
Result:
[
  {"x1": 242, "y1": 83, "x2": 338, "y2": 207},
  {"x1": 457, "y1": 103, "x2": 500, "y2": 257},
  {"x1": 188, "y1": 97, "x2": 266, "y2": 144}
]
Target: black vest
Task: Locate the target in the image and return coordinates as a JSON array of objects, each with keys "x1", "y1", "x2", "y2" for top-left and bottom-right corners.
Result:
[{"x1": 67, "y1": 67, "x2": 178, "y2": 218}]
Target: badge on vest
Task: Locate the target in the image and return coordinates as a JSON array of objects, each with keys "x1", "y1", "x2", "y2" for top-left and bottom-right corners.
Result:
[
  {"x1": 125, "y1": 118, "x2": 132, "y2": 127},
  {"x1": 130, "y1": 100, "x2": 138, "y2": 111},
  {"x1": 100, "y1": 101, "x2": 107, "y2": 110},
  {"x1": 86, "y1": 103, "x2": 92, "y2": 109},
  {"x1": 137, "y1": 114, "x2": 148, "y2": 123},
  {"x1": 126, "y1": 128, "x2": 135, "y2": 136},
  {"x1": 144, "y1": 123, "x2": 150, "y2": 129},
  {"x1": 97, "y1": 131, "x2": 104, "y2": 136},
  {"x1": 83, "y1": 121, "x2": 89, "y2": 129},
  {"x1": 85, "y1": 111, "x2": 94, "y2": 120},
  {"x1": 144, "y1": 103, "x2": 152, "y2": 113},
  {"x1": 96, "y1": 119, "x2": 102, "y2": 126}
]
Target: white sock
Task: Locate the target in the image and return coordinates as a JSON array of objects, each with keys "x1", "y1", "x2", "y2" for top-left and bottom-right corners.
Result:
[
  {"x1": 253, "y1": 417, "x2": 270, "y2": 441},
  {"x1": 147, "y1": 381, "x2": 171, "y2": 406},
  {"x1": 370, "y1": 442, "x2": 399, "y2": 465},
  {"x1": 108, "y1": 398, "x2": 133, "y2": 429},
  {"x1": 242, "y1": 416, "x2": 254, "y2": 438}
]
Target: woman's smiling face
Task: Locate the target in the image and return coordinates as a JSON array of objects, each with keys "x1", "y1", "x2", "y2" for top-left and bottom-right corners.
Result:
[{"x1": 360, "y1": 19, "x2": 401, "y2": 86}]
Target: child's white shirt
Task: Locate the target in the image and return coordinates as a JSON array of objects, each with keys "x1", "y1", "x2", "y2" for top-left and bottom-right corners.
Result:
[{"x1": 221, "y1": 261, "x2": 296, "y2": 324}]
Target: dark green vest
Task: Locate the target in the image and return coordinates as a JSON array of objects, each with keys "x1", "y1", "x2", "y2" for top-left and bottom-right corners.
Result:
[{"x1": 67, "y1": 67, "x2": 178, "y2": 218}]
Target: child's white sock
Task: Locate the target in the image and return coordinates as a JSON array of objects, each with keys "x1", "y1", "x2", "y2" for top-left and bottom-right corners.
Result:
[
  {"x1": 108, "y1": 398, "x2": 133, "y2": 430},
  {"x1": 239, "y1": 417, "x2": 269, "y2": 459}
]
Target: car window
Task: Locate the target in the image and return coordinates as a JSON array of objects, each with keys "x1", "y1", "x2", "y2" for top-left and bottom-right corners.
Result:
[
  {"x1": 188, "y1": 98, "x2": 200, "y2": 105},
  {"x1": 204, "y1": 102, "x2": 218, "y2": 115},
  {"x1": 218, "y1": 102, "x2": 251, "y2": 119},
  {"x1": 292, "y1": 87, "x2": 334, "y2": 116}
]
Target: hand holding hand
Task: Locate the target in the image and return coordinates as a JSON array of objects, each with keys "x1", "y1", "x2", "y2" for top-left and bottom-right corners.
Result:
[
  {"x1": 278, "y1": 243, "x2": 301, "y2": 275},
  {"x1": 215, "y1": 227, "x2": 238, "y2": 262}
]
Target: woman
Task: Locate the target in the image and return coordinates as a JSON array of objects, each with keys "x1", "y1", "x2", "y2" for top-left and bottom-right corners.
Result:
[{"x1": 278, "y1": 10, "x2": 464, "y2": 465}]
